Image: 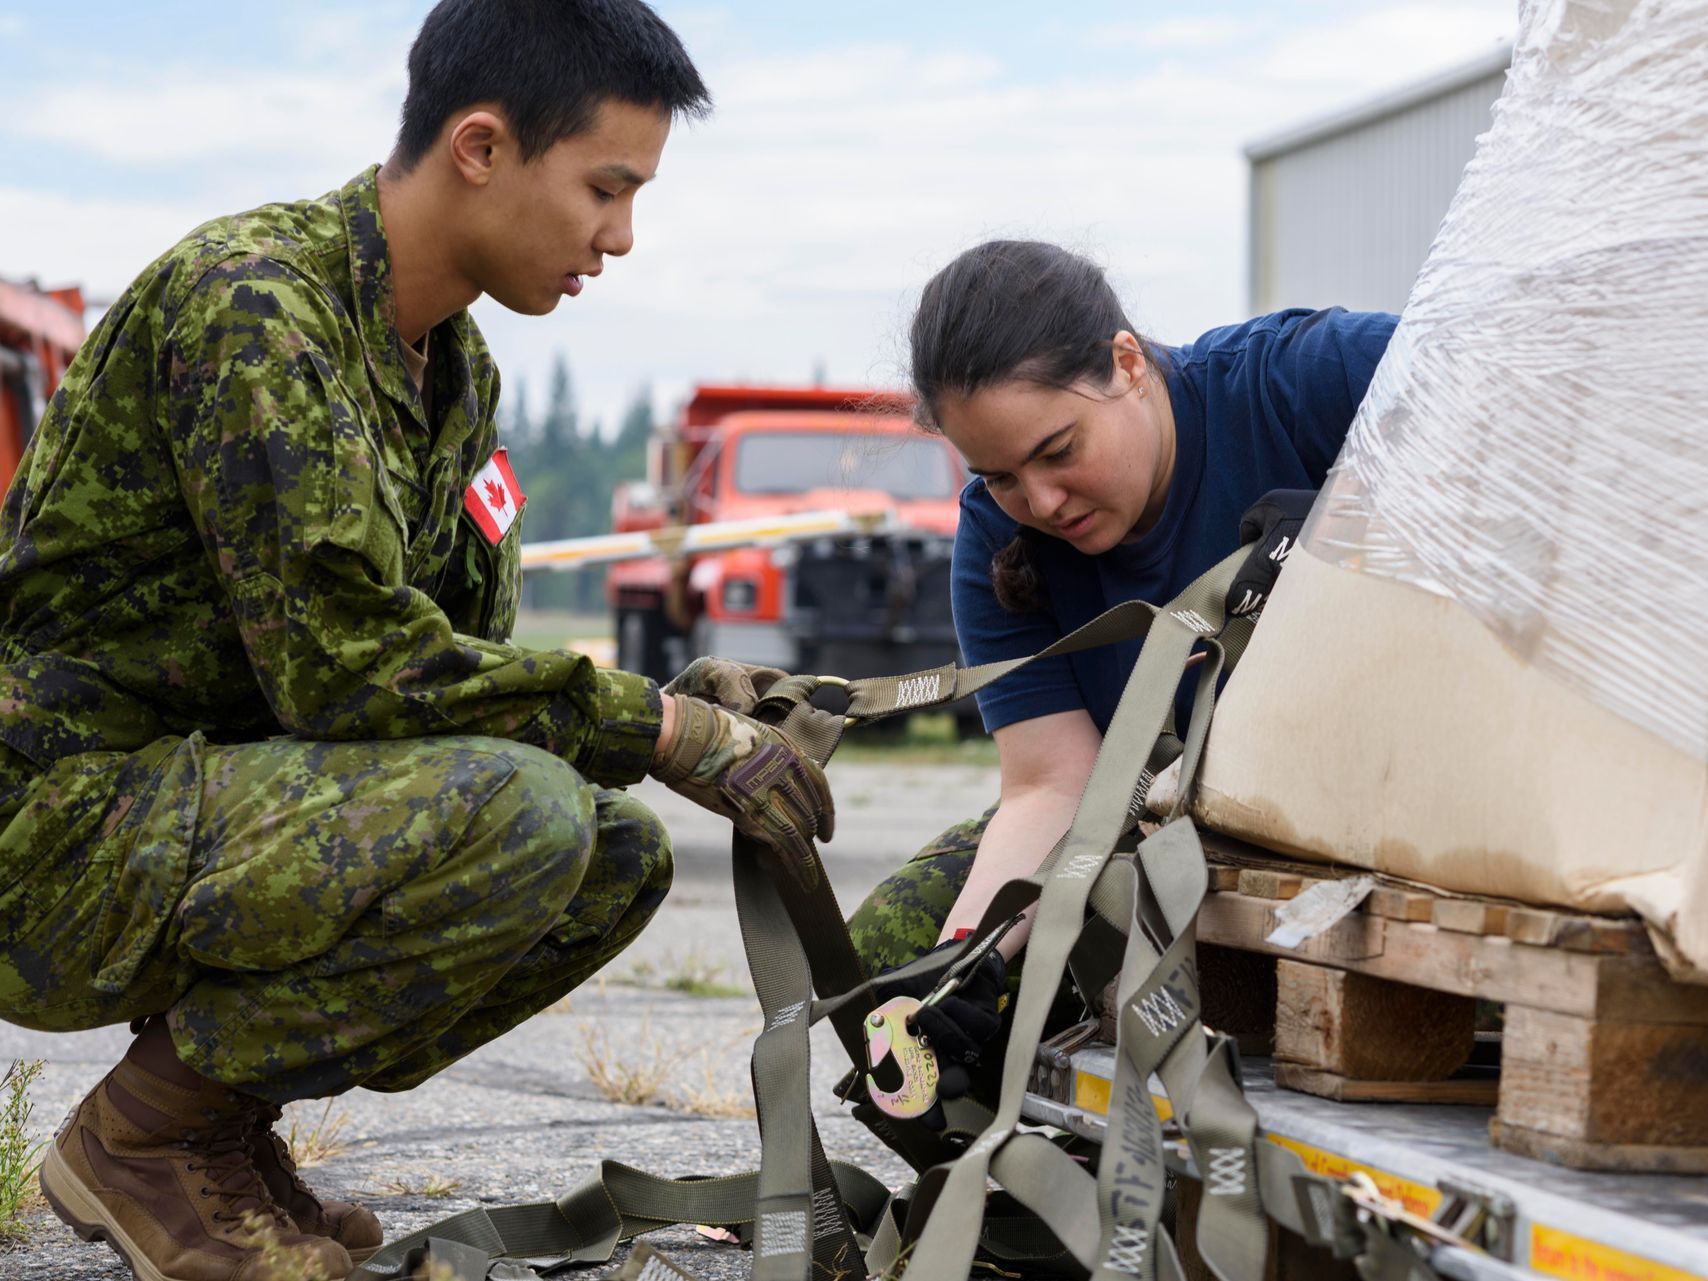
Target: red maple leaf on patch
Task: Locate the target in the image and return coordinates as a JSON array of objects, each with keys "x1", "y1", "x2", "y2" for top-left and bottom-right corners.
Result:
[{"x1": 484, "y1": 478, "x2": 508, "y2": 511}]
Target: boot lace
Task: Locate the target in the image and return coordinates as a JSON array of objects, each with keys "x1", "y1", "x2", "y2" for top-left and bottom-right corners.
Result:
[{"x1": 183, "y1": 1114, "x2": 292, "y2": 1230}]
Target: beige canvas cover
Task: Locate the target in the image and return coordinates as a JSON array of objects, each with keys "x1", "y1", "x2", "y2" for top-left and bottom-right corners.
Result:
[{"x1": 1188, "y1": 0, "x2": 1708, "y2": 976}]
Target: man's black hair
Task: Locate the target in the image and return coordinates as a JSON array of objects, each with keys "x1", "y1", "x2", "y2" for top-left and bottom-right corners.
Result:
[{"x1": 395, "y1": 0, "x2": 711, "y2": 168}]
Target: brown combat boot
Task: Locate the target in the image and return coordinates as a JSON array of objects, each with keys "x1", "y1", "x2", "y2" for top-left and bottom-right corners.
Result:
[
  {"x1": 247, "y1": 1103, "x2": 384, "y2": 1265},
  {"x1": 38, "y1": 1028, "x2": 352, "y2": 1281}
]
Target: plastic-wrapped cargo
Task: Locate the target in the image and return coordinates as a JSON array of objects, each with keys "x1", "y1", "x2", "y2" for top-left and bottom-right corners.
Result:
[{"x1": 1192, "y1": 0, "x2": 1708, "y2": 977}]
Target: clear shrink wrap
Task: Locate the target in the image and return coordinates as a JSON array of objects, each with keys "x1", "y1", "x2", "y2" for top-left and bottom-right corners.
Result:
[{"x1": 1191, "y1": 0, "x2": 1708, "y2": 975}]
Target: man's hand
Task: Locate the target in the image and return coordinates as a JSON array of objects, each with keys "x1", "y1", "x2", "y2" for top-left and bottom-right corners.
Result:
[
  {"x1": 651, "y1": 694, "x2": 833, "y2": 888},
  {"x1": 876, "y1": 938, "x2": 1007, "y2": 1121},
  {"x1": 662, "y1": 656, "x2": 789, "y2": 716},
  {"x1": 1227, "y1": 488, "x2": 1317, "y2": 617}
]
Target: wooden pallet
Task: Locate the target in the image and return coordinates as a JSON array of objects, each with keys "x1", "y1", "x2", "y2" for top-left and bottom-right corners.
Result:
[{"x1": 1175, "y1": 832, "x2": 1708, "y2": 1173}]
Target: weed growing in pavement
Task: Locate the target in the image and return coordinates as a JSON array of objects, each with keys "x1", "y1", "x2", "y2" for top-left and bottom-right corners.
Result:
[
  {"x1": 377, "y1": 1174, "x2": 463, "y2": 1199},
  {"x1": 579, "y1": 1023, "x2": 757, "y2": 1119},
  {"x1": 244, "y1": 1211, "x2": 462, "y2": 1281},
  {"x1": 0, "y1": 1060, "x2": 46, "y2": 1244},
  {"x1": 667, "y1": 1055, "x2": 755, "y2": 1121},
  {"x1": 579, "y1": 1021, "x2": 686, "y2": 1107},
  {"x1": 622, "y1": 948, "x2": 748, "y2": 999},
  {"x1": 284, "y1": 1099, "x2": 352, "y2": 1169},
  {"x1": 237, "y1": 1212, "x2": 340, "y2": 1281}
]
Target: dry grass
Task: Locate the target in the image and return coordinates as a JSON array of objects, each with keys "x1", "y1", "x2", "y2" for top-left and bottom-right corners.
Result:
[
  {"x1": 578, "y1": 1022, "x2": 756, "y2": 1119},
  {"x1": 579, "y1": 1021, "x2": 684, "y2": 1107},
  {"x1": 375, "y1": 1174, "x2": 463, "y2": 1199},
  {"x1": 0, "y1": 1060, "x2": 47, "y2": 1245},
  {"x1": 237, "y1": 1212, "x2": 342, "y2": 1281},
  {"x1": 667, "y1": 1056, "x2": 756, "y2": 1121},
  {"x1": 283, "y1": 1099, "x2": 353, "y2": 1169},
  {"x1": 622, "y1": 948, "x2": 748, "y2": 999}
]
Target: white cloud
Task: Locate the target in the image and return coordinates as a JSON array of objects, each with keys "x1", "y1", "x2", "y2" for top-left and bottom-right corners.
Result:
[
  {"x1": 12, "y1": 71, "x2": 399, "y2": 167},
  {"x1": 0, "y1": 188, "x2": 211, "y2": 301},
  {"x1": 0, "y1": 1, "x2": 1521, "y2": 437},
  {"x1": 1260, "y1": 3, "x2": 1512, "y2": 91},
  {"x1": 1095, "y1": 16, "x2": 1250, "y2": 52}
]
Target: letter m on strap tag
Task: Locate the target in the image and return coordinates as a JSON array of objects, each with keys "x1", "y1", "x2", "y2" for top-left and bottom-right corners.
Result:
[{"x1": 465, "y1": 448, "x2": 526, "y2": 544}]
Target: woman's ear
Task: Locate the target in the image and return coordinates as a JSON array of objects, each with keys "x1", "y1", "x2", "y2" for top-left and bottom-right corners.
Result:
[{"x1": 1108, "y1": 330, "x2": 1148, "y2": 395}]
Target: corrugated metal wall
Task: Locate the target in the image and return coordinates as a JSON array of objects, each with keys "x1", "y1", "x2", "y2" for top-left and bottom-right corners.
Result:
[{"x1": 1248, "y1": 64, "x2": 1508, "y2": 315}]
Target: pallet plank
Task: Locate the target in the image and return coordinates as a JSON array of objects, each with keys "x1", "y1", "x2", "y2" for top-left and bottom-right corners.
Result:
[
  {"x1": 1496, "y1": 1006, "x2": 1708, "y2": 1161},
  {"x1": 1197, "y1": 891, "x2": 1708, "y2": 1023},
  {"x1": 1432, "y1": 899, "x2": 1509, "y2": 935},
  {"x1": 1238, "y1": 869, "x2": 1307, "y2": 901},
  {"x1": 1274, "y1": 959, "x2": 1473, "y2": 1081},
  {"x1": 1366, "y1": 887, "x2": 1435, "y2": 922}
]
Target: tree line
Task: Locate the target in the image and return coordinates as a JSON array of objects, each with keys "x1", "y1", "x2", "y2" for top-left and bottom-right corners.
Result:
[{"x1": 505, "y1": 353, "x2": 653, "y2": 614}]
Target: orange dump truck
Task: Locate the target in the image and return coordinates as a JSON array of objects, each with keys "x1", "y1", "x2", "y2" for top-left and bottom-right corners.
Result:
[{"x1": 606, "y1": 384, "x2": 968, "y2": 691}]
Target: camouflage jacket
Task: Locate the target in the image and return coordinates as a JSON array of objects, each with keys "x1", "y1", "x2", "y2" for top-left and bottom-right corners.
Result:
[{"x1": 0, "y1": 167, "x2": 661, "y2": 793}]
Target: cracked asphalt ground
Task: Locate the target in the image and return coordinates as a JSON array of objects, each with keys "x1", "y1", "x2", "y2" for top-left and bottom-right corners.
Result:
[{"x1": 0, "y1": 757, "x2": 998, "y2": 1280}]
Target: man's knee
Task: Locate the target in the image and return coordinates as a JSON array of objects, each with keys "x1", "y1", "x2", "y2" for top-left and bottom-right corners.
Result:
[
  {"x1": 457, "y1": 743, "x2": 600, "y2": 926},
  {"x1": 595, "y1": 788, "x2": 674, "y2": 902}
]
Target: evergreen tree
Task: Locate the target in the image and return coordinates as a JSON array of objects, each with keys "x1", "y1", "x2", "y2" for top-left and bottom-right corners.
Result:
[{"x1": 505, "y1": 360, "x2": 660, "y2": 617}]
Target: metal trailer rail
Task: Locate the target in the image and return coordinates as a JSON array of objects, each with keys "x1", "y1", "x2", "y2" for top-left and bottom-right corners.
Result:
[{"x1": 1022, "y1": 1045, "x2": 1708, "y2": 1280}]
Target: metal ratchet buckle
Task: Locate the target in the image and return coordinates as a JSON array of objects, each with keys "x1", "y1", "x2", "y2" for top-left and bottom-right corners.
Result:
[
  {"x1": 861, "y1": 913, "x2": 1025, "y2": 1120},
  {"x1": 811, "y1": 674, "x2": 860, "y2": 728}
]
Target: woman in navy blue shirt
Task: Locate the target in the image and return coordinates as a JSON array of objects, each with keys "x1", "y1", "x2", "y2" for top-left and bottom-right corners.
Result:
[{"x1": 850, "y1": 240, "x2": 1394, "y2": 1098}]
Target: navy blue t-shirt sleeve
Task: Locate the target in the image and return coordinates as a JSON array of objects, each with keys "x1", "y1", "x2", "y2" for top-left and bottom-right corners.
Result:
[
  {"x1": 1256, "y1": 308, "x2": 1397, "y2": 481},
  {"x1": 950, "y1": 486, "x2": 1084, "y2": 732}
]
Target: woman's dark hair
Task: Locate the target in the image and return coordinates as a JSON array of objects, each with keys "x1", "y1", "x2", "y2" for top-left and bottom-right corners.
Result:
[
  {"x1": 910, "y1": 240, "x2": 1160, "y2": 613},
  {"x1": 395, "y1": 0, "x2": 712, "y2": 170}
]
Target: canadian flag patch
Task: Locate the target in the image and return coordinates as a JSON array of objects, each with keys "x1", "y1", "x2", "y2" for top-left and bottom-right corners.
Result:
[{"x1": 464, "y1": 448, "x2": 526, "y2": 544}]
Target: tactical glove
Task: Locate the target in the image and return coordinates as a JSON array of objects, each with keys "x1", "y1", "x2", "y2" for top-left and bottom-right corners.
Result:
[
  {"x1": 651, "y1": 695, "x2": 834, "y2": 889},
  {"x1": 662, "y1": 656, "x2": 789, "y2": 717},
  {"x1": 1227, "y1": 488, "x2": 1317, "y2": 617},
  {"x1": 877, "y1": 937, "x2": 1008, "y2": 1116}
]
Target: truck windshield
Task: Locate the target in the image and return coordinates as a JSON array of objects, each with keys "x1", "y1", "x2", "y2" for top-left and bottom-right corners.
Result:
[{"x1": 733, "y1": 433, "x2": 961, "y2": 499}]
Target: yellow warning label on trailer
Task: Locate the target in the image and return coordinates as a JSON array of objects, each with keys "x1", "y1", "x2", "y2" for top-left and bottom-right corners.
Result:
[
  {"x1": 1263, "y1": 1134, "x2": 1441, "y2": 1219},
  {"x1": 1072, "y1": 1070, "x2": 1110, "y2": 1116},
  {"x1": 1069, "y1": 1073, "x2": 1174, "y2": 1123},
  {"x1": 1531, "y1": 1224, "x2": 1702, "y2": 1281}
]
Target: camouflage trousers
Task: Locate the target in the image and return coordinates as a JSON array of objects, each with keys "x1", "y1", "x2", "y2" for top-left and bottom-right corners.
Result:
[
  {"x1": 847, "y1": 805, "x2": 1085, "y2": 1107},
  {"x1": 0, "y1": 732, "x2": 671, "y2": 1103},
  {"x1": 846, "y1": 806, "x2": 996, "y2": 974}
]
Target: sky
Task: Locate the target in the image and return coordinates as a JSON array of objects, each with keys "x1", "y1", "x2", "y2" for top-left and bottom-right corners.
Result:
[{"x1": 0, "y1": 1, "x2": 1516, "y2": 435}]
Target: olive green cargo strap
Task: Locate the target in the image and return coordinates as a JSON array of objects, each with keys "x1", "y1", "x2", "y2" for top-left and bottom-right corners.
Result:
[
  {"x1": 355, "y1": 544, "x2": 1420, "y2": 1281},
  {"x1": 888, "y1": 545, "x2": 1262, "y2": 1281}
]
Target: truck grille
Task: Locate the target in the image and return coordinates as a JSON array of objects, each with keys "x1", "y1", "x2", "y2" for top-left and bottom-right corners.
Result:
[{"x1": 788, "y1": 534, "x2": 959, "y2": 678}]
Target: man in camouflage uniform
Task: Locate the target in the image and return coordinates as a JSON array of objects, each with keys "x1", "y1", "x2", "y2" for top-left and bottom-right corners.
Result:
[{"x1": 0, "y1": 4, "x2": 833, "y2": 1279}]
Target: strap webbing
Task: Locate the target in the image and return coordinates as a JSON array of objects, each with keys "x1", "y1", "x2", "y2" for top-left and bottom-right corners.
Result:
[{"x1": 354, "y1": 543, "x2": 1412, "y2": 1281}]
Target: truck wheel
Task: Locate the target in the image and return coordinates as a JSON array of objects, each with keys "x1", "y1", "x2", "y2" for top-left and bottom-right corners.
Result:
[{"x1": 616, "y1": 608, "x2": 671, "y2": 684}]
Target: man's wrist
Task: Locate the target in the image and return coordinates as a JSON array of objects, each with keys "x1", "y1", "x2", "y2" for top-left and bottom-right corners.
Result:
[{"x1": 653, "y1": 692, "x2": 680, "y2": 765}]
